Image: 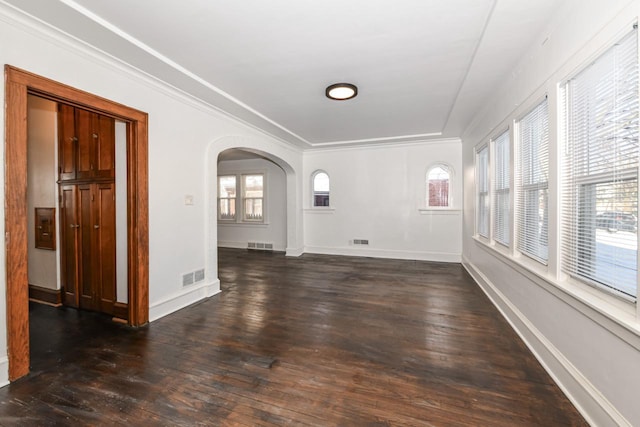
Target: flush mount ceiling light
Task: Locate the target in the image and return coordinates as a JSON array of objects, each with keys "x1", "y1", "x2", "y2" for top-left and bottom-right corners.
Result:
[{"x1": 326, "y1": 83, "x2": 358, "y2": 100}]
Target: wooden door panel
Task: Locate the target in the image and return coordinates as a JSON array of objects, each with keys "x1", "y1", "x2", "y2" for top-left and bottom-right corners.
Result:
[
  {"x1": 96, "y1": 183, "x2": 116, "y2": 314},
  {"x1": 75, "y1": 109, "x2": 94, "y2": 180},
  {"x1": 60, "y1": 185, "x2": 78, "y2": 307},
  {"x1": 57, "y1": 104, "x2": 76, "y2": 181},
  {"x1": 78, "y1": 184, "x2": 94, "y2": 310},
  {"x1": 94, "y1": 115, "x2": 115, "y2": 179}
]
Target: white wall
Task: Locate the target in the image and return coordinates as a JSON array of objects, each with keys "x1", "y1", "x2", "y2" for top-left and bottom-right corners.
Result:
[
  {"x1": 0, "y1": 3, "x2": 304, "y2": 384},
  {"x1": 26, "y1": 96, "x2": 58, "y2": 290},
  {"x1": 303, "y1": 140, "x2": 462, "y2": 262},
  {"x1": 462, "y1": 0, "x2": 640, "y2": 425},
  {"x1": 217, "y1": 158, "x2": 287, "y2": 251},
  {"x1": 115, "y1": 121, "x2": 128, "y2": 304}
]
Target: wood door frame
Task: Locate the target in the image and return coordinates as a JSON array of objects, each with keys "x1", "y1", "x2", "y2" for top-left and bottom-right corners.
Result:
[{"x1": 4, "y1": 65, "x2": 149, "y2": 380}]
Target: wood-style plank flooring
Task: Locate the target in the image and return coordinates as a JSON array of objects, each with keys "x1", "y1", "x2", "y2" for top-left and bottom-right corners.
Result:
[{"x1": 0, "y1": 249, "x2": 587, "y2": 426}]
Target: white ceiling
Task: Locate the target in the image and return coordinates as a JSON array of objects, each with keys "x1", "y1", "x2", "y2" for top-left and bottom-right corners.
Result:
[{"x1": 5, "y1": 0, "x2": 566, "y2": 148}]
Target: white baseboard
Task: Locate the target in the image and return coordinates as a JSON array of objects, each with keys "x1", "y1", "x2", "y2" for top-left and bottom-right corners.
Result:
[
  {"x1": 149, "y1": 280, "x2": 221, "y2": 322},
  {"x1": 0, "y1": 356, "x2": 9, "y2": 389},
  {"x1": 285, "y1": 247, "x2": 303, "y2": 257},
  {"x1": 462, "y1": 257, "x2": 630, "y2": 427},
  {"x1": 217, "y1": 240, "x2": 246, "y2": 249},
  {"x1": 218, "y1": 240, "x2": 286, "y2": 252},
  {"x1": 304, "y1": 245, "x2": 461, "y2": 263}
]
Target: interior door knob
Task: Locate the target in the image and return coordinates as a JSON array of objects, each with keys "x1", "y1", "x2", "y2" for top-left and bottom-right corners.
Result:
[{"x1": 94, "y1": 225, "x2": 100, "y2": 229}]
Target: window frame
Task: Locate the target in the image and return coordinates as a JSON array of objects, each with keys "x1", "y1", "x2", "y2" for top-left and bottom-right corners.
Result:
[
  {"x1": 241, "y1": 173, "x2": 265, "y2": 223},
  {"x1": 217, "y1": 172, "x2": 267, "y2": 224},
  {"x1": 516, "y1": 96, "x2": 550, "y2": 265},
  {"x1": 426, "y1": 163, "x2": 453, "y2": 209},
  {"x1": 311, "y1": 170, "x2": 331, "y2": 208},
  {"x1": 560, "y1": 27, "x2": 638, "y2": 302},
  {"x1": 217, "y1": 175, "x2": 237, "y2": 222},
  {"x1": 476, "y1": 144, "x2": 490, "y2": 239},
  {"x1": 491, "y1": 129, "x2": 511, "y2": 247}
]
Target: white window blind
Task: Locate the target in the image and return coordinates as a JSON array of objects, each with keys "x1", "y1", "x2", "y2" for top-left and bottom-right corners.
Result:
[
  {"x1": 493, "y1": 131, "x2": 510, "y2": 246},
  {"x1": 477, "y1": 146, "x2": 490, "y2": 237},
  {"x1": 561, "y1": 27, "x2": 638, "y2": 300},
  {"x1": 517, "y1": 98, "x2": 549, "y2": 263}
]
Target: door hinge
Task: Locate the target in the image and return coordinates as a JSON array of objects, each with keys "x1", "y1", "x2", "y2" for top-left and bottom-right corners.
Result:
[{"x1": 5, "y1": 232, "x2": 9, "y2": 245}]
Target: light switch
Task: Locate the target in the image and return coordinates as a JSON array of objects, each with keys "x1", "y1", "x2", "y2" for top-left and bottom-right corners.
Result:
[{"x1": 184, "y1": 195, "x2": 194, "y2": 205}]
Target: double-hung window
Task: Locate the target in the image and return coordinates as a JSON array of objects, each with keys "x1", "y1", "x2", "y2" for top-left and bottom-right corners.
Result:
[
  {"x1": 477, "y1": 146, "x2": 490, "y2": 238},
  {"x1": 493, "y1": 131, "x2": 510, "y2": 246},
  {"x1": 218, "y1": 173, "x2": 265, "y2": 223},
  {"x1": 561, "y1": 28, "x2": 638, "y2": 300},
  {"x1": 517, "y1": 98, "x2": 549, "y2": 263},
  {"x1": 218, "y1": 175, "x2": 237, "y2": 220},
  {"x1": 242, "y1": 174, "x2": 264, "y2": 221}
]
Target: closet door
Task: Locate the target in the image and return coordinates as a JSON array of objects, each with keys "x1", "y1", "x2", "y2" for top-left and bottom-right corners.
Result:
[
  {"x1": 58, "y1": 104, "x2": 77, "y2": 181},
  {"x1": 58, "y1": 107, "x2": 116, "y2": 182},
  {"x1": 75, "y1": 109, "x2": 95, "y2": 180},
  {"x1": 60, "y1": 184, "x2": 79, "y2": 307},
  {"x1": 93, "y1": 114, "x2": 116, "y2": 179},
  {"x1": 78, "y1": 184, "x2": 95, "y2": 311},
  {"x1": 94, "y1": 182, "x2": 117, "y2": 314}
]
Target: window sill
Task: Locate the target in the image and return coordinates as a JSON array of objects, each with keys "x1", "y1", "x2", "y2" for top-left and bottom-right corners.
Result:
[
  {"x1": 471, "y1": 235, "x2": 640, "y2": 350},
  {"x1": 218, "y1": 221, "x2": 270, "y2": 227},
  {"x1": 304, "y1": 208, "x2": 335, "y2": 214},
  {"x1": 419, "y1": 208, "x2": 461, "y2": 215}
]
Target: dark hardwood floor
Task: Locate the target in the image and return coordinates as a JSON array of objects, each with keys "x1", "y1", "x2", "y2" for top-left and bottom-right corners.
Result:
[{"x1": 0, "y1": 249, "x2": 587, "y2": 426}]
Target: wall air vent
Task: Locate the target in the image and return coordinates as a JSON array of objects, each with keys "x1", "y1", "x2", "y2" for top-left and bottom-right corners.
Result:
[
  {"x1": 248, "y1": 242, "x2": 274, "y2": 251},
  {"x1": 182, "y1": 272, "x2": 195, "y2": 287},
  {"x1": 353, "y1": 239, "x2": 369, "y2": 245},
  {"x1": 182, "y1": 268, "x2": 205, "y2": 287}
]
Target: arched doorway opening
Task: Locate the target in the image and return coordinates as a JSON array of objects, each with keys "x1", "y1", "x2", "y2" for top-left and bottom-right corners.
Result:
[{"x1": 204, "y1": 137, "x2": 303, "y2": 293}]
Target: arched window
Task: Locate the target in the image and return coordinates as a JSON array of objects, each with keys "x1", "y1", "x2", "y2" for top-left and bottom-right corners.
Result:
[
  {"x1": 312, "y1": 171, "x2": 330, "y2": 207},
  {"x1": 426, "y1": 164, "x2": 451, "y2": 207}
]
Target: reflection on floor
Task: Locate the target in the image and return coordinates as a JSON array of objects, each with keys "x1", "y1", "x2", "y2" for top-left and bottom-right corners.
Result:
[{"x1": 0, "y1": 248, "x2": 587, "y2": 425}]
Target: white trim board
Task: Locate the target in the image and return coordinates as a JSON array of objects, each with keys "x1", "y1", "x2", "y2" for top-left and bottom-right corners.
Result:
[
  {"x1": 217, "y1": 241, "x2": 286, "y2": 252},
  {"x1": 0, "y1": 356, "x2": 9, "y2": 388},
  {"x1": 462, "y1": 257, "x2": 630, "y2": 427},
  {"x1": 149, "y1": 280, "x2": 221, "y2": 322},
  {"x1": 304, "y1": 245, "x2": 461, "y2": 263}
]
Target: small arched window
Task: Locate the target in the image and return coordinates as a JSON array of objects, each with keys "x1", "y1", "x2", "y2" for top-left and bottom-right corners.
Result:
[
  {"x1": 312, "y1": 171, "x2": 330, "y2": 207},
  {"x1": 426, "y1": 164, "x2": 451, "y2": 207}
]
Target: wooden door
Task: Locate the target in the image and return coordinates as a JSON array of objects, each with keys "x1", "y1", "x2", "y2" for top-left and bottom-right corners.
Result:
[
  {"x1": 58, "y1": 107, "x2": 115, "y2": 182},
  {"x1": 93, "y1": 114, "x2": 116, "y2": 179},
  {"x1": 60, "y1": 183, "x2": 116, "y2": 314},
  {"x1": 78, "y1": 184, "x2": 95, "y2": 310},
  {"x1": 60, "y1": 184, "x2": 79, "y2": 307},
  {"x1": 94, "y1": 182, "x2": 116, "y2": 314},
  {"x1": 75, "y1": 109, "x2": 94, "y2": 180},
  {"x1": 58, "y1": 104, "x2": 76, "y2": 181}
]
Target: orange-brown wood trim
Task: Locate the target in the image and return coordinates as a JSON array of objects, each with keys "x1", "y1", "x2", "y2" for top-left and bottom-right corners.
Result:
[
  {"x1": 5, "y1": 65, "x2": 149, "y2": 381},
  {"x1": 28, "y1": 285, "x2": 62, "y2": 306},
  {"x1": 5, "y1": 75, "x2": 30, "y2": 380}
]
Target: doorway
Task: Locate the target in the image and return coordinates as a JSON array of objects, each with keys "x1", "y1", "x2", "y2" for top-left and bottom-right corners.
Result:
[{"x1": 5, "y1": 66, "x2": 149, "y2": 380}]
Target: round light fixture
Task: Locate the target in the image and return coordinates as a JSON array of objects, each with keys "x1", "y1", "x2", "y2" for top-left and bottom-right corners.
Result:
[{"x1": 326, "y1": 83, "x2": 358, "y2": 100}]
